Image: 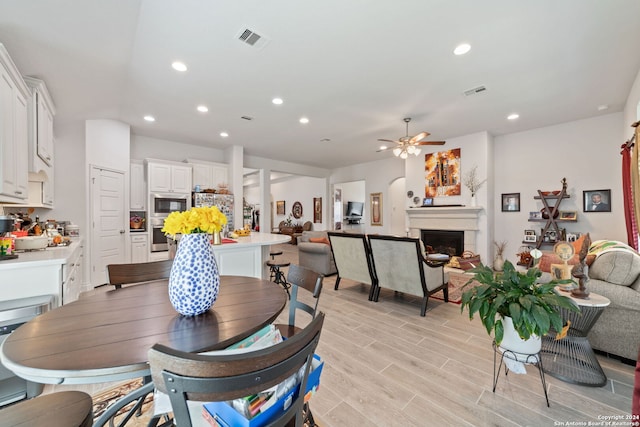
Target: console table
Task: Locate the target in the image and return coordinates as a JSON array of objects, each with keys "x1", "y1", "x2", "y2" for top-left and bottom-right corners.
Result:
[{"x1": 540, "y1": 288, "x2": 610, "y2": 386}]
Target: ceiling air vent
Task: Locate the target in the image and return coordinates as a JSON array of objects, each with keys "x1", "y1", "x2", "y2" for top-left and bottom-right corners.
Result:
[
  {"x1": 463, "y1": 85, "x2": 487, "y2": 96},
  {"x1": 236, "y1": 28, "x2": 270, "y2": 49}
]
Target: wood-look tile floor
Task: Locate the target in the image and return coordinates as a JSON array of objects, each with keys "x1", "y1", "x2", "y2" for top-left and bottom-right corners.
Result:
[
  {"x1": 269, "y1": 243, "x2": 636, "y2": 427},
  {"x1": 44, "y1": 243, "x2": 636, "y2": 427}
]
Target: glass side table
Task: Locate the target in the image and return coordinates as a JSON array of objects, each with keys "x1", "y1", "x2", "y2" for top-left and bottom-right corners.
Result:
[{"x1": 540, "y1": 288, "x2": 610, "y2": 387}]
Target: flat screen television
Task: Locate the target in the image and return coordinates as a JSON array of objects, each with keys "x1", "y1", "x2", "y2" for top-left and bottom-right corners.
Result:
[{"x1": 346, "y1": 201, "x2": 364, "y2": 217}]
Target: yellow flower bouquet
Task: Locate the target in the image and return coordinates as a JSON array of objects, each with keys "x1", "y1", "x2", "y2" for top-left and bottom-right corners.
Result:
[{"x1": 162, "y1": 206, "x2": 227, "y2": 238}]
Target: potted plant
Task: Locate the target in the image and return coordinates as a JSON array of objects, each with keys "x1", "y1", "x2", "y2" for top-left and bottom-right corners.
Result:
[{"x1": 460, "y1": 261, "x2": 579, "y2": 354}]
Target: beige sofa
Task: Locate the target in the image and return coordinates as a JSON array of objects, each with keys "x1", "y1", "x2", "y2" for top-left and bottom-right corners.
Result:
[{"x1": 297, "y1": 231, "x2": 337, "y2": 276}]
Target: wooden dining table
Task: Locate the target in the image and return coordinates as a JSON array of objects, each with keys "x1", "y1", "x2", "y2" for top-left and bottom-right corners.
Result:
[{"x1": 0, "y1": 276, "x2": 288, "y2": 386}]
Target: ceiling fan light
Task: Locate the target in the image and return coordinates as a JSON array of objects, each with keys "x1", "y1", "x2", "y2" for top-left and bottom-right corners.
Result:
[
  {"x1": 392, "y1": 147, "x2": 402, "y2": 156},
  {"x1": 406, "y1": 145, "x2": 415, "y2": 154},
  {"x1": 414, "y1": 148, "x2": 421, "y2": 156},
  {"x1": 400, "y1": 151, "x2": 408, "y2": 159}
]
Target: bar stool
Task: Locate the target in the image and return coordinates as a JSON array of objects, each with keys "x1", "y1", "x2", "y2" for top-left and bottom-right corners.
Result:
[
  {"x1": 269, "y1": 250, "x2": 283, "y2": 260},
  {"x1": 266, "y1": 259, "x2": 291, "y2": 298},
  {"x1": 2, "y1": 391, "x2": 93, "y2": 427}
]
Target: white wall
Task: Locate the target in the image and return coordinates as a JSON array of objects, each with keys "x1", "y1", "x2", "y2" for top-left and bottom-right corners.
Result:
[
  {"x1": 494, "y1": 112, "x2": 625, "y2": 265},
  {"x1": 624, "y1": 67, "x2": 640, "y2": 130},
  {"x1": 270, "y1": 175, "x2": 327, "y2": 230},
  {"x1": 131, "y1": 135, "x2": 226, "y2": 163}
]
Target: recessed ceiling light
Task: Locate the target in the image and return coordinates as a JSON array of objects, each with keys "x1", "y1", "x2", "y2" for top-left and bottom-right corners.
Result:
[
  {"x1": 220, "y1": 132, "x2": 229, "y2": 137},
  {"x1": 597, "y1": 104, "x2": 609, "y2": 111},
  {"x1": 507, "y1": 113, "x2": 519, "y2": 120},
  {"x1": 172, "y1": 61, "x2": 187, "y2": 72},
  {"x1": 299, "y1": 117, "x2": 309, "y2": 124},
  {"x1": 144, "y1": 115, "x2": 155, "y2": 122},
  {"x1": 197, "y1": 105, "x2": 208, "y2": 113},
  {"x1": 272, "y1": 97, "x2": 283, "y2": 105},
  {"x1": 454, "y1": 43, "x2": 471, "y2": 55}
]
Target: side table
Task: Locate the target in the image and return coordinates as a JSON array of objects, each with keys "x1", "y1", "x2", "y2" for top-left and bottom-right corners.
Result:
[{"x1": 540, "y1": 288, "x2": 610, "y2": 387}]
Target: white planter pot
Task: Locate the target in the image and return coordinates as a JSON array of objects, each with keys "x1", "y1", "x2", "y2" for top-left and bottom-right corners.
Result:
[{"x1": 499, "y1": 316, "x2": 541, "y2": 357}]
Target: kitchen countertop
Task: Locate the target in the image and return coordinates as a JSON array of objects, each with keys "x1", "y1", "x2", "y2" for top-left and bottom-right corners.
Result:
[{"x1": 0, "y1": 238, "x2": 84, "y2": 270}]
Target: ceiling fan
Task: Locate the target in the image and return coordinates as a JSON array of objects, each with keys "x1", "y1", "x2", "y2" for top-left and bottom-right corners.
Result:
[{"x1": 377, "y1": 118, "x2": 445, "y2": 158}]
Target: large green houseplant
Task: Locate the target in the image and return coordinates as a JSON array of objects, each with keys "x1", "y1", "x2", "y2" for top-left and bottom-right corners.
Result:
[{"x1": 460, "y1": 261, "x2": 579, "y2": 346}]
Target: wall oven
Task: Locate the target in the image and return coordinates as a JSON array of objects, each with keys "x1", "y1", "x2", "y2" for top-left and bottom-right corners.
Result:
[
  {"x1": 151, "y1": 193, "x2": 189, "y2": 217},
  {"x1": 150, "y1": 218, "x2": 169, "y2": 252}
]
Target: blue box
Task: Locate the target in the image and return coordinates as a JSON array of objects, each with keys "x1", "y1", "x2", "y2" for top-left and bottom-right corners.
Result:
[{"x1": 202, "y1": 354, "x2": 323, "y2": 427}]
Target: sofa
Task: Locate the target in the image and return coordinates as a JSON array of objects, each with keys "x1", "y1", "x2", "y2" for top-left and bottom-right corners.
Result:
[
  {"x1": 297, "y1": 231, "x2": 337, "y2": 276},
  {"x1": 539, "y1": 240, "x2": 640, "y2": 362}
]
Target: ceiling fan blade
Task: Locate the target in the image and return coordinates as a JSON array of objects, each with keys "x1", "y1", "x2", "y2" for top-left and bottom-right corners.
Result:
[
  {"x1": 377, "y1": 138, "x2": 400, "y2": 144},
  {"x1": 415, "y1": 140, "x2": 446, "y2": 146},
  {"x1": 409, "y1": 131, "x2": 430, "y2": 144}
]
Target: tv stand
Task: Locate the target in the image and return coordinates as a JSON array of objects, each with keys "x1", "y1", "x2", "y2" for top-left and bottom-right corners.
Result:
[{"x1": 344, "y1": 216, "x2": 361, "y2": 224}]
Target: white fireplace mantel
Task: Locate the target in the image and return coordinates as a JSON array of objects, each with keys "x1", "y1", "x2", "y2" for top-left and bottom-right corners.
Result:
[{"x1": 406, "y1": 206, "x2": 484, "y2": 253}]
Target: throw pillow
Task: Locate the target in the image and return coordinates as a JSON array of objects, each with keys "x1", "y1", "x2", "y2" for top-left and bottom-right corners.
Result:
[
  {"x1": 309, "y1": 237, "x2": 330, "y2": 245},
  {"x1": 538, "y1": 252, "x2": 579, "y2": 273}
]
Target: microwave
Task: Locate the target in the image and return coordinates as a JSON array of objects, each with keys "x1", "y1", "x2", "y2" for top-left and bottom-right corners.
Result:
[{"x1": 151, "y1": 193, "x2": 190, "y2": 217}]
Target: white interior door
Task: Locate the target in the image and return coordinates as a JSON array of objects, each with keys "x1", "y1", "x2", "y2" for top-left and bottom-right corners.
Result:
[{"x1": 90, "y1": 166, "x2": 126, "y2": 286}]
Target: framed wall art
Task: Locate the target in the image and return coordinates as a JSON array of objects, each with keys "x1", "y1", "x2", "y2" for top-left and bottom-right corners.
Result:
[
  {"x1": 292, "y1": 201, "x2": 303, "y2": 219},
  {"x1": 370, "y1": 192, "x2": 382, "y2": 226},
  {"x1": 313, "y1": 197, "x2": 322, "y2": 223},
  {"x1": 583, "y1": 189, "x2": 611, "y2": 212},
  {"x1": 559, "y1": 211, "x2": 577, "y2": 221},
  {"x1": 424, "y1": 148, "x2": 461, "y2": 197},
  {"x1": 276, "y1": 200, "x2": 285, "y2": 216},
  {"x1": 501, "y1": 193, "x2": 520, "y2": 212}
]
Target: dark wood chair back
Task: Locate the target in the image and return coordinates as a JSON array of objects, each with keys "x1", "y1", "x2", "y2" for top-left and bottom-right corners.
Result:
[
  {"x1": 148, "y1": 312, "x2": 325, "y2": 427},
  {"x1": 106, "y1": 259, "x2": 173, "y2": 289},
  {"x1": 280, "y1": 264, "x2": 323, "y2": 337}
]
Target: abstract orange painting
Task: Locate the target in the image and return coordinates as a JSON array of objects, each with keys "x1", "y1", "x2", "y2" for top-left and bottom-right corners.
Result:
[{"x1": 425, "y1": 148, "x2": 461, "y2": 197}]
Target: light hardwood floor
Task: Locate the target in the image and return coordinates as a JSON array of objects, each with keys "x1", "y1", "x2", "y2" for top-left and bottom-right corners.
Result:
[
  {"x1": 269, "y1": 243, "x2": 636, "y2": 427},
  {"x1": 43, "y1": 243, "x2": 636, "y2": 426}
]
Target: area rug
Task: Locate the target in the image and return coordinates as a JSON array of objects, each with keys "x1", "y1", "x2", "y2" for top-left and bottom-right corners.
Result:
[
  {"x1": 432, "y1": 271, "x2": 480, "y2": 304},
  {"x1": 92, "y1": 379, "x2": 324, "y2": 426}
]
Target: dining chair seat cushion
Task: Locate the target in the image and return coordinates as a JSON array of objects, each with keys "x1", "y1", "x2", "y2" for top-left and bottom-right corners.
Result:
[{"x1": 2, "y1": 391, "x2": 93, "y2": 427}]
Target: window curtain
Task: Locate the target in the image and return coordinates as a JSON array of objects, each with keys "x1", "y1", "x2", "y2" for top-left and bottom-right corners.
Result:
[{"x1": 621, "y1": 124, "x2": 640, "y2": 250}]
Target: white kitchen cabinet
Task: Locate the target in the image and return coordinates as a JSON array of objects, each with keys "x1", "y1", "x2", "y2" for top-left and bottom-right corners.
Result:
[
  {"x1": 62, "y1": 243, "x2": 84, "y2": 305},
  {"x1": 186, "y1": 159, "x2": 228, "y2": 191},
  {"x1": 130, "y1": 160, "x2": 146, "y2": 210},
  {"x1": 131, "y1": 233, "x2": 148, "y2": 263},
  {"x1": 24, "y1": 76, "x2": 56, "y2": 170},
  {"x1": 0, "y1": 44, "x2": 29, "y2": 202},
  {"x1": 42, "y1": 166, "x2": 54, "y2": 207},
  {"x1": 147, "y1": 160, "x2": 192, "y2": 194}
]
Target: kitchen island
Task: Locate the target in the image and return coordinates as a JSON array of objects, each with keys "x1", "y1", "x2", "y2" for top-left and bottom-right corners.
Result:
[
  {"x1": 158, "y1": 232, "x2": 290, "y2": 279},
  {"x1": 0, "y1": 239, "x2": 84, "y2": 306}
]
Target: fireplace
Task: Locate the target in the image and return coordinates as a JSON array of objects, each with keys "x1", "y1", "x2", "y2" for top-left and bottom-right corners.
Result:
[{"x1": 421, "y1": 230, "x2": 464, "y2": 256}]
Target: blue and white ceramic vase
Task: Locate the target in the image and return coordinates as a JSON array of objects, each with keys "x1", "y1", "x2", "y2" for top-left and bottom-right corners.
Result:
[{"x1": 168, "y1": 233, "x2": 220, "y2": 316}]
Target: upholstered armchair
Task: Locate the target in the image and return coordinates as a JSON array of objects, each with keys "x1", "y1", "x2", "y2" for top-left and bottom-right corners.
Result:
[
  {"x1": 368, "y1": 235, "x2": 448, "y2": 316},
  {"x1": 328, "y1": 232, "x2": 377, "y2": 300}
]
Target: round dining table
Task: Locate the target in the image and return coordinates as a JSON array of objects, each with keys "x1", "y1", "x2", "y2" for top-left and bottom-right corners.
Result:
[{"x1": 0, "y1": 276, "x2": 288, "y2": 385}]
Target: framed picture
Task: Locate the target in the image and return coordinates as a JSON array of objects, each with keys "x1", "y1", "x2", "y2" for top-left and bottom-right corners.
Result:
[
  {"x1": 524, "y1": 229, "x2": 536, "y2": 236},
  {"x1": 559, "y1": 211, "x2": 577, "y2": 221},
  {"x1": 370, "y1": 192, "x2": 382, "y2": 226},
  {"x1": 583, "y1": 189, "x2": 611, "y2": 212},
  {"x1": 524, "y1": 234, "x2": 537, "y2": 243},
  {"x1": 501, "y1": 193, "x2": 520, "y2": 212},
  {"x1": 276, "y1": 200, "x2": 285, "y2": 216},
  {"x1": 529, "y1": 211, "x2": 542, "y2": 220},
  {"x1": 422, "y1": 197, "x2": 433, "y2": 206},
  {"x1": 313, "y1": 197, "x2": 322, "y2": 223},
  {"x1": 292, "y1": 201, "x2": 303, "y2": 219}
]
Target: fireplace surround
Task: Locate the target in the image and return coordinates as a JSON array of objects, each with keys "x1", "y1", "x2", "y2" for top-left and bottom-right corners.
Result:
[{"x1": 406, "y1": 206, "x2": 483, "y2": 255}]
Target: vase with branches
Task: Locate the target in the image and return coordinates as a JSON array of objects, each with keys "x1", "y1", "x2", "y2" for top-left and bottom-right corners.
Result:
[
  {"x1": 493, "y1": 241, "x2": 507, "y2": 271},
  {"x1": 462, "y1": 166, "x2": 486, "y2": 206}
]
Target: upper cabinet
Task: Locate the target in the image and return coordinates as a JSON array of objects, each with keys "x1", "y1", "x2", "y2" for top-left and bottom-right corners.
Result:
[
  {"x1": 0, "y1": 44, "x2": 30, "y2": 202},
  {"x1": 130, "y1": 160, "x2": 146, "y2": 210},
  {"x1": 186, "y1": 159, "x2": 228, "y2": 192},
  {"x1": 147, "y1": 160, "x2": 192, "y2": 194},
  {"x1": 23, "y1": 76, "x2": 56, "y2": 170}
]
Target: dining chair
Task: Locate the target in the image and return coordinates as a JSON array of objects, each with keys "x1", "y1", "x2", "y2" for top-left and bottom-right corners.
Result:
[
  {"x1": 106, "y1": 259, "x2": 173, "y2": 289},
  {"x1": 1, "y1": 390, "x2": 93, "y2": 427},
  {"x1": 274, "y1": 264, "x2": 323, "y2": 339},
  {"x1": 148, "y1": 312, "x2": 325, "y2": 427}
]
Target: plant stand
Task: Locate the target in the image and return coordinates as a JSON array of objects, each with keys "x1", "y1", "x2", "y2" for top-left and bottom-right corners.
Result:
[{"x1": 493, "y1": 341, "x2": 549, "y2": 407}]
